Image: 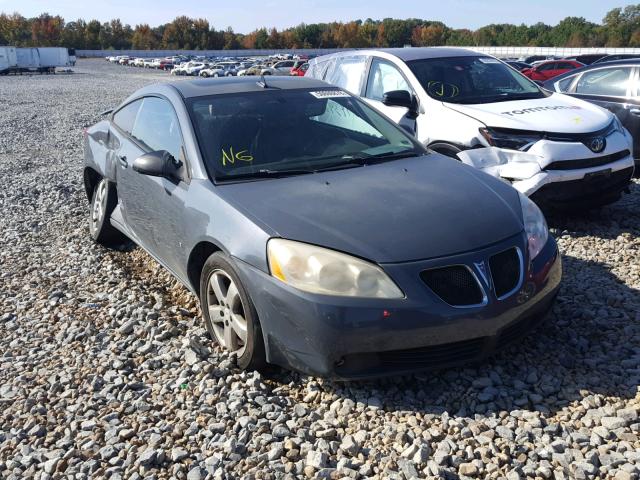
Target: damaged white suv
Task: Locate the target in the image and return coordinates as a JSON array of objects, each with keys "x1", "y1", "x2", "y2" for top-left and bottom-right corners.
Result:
[{"x1": 307, "y1": 48, "x2": 635, "y2": 208}]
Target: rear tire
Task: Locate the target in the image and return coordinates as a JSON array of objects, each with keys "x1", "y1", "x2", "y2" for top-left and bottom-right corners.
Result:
[
  {"x1": 200, "y1": 252, "x2": 267, "y2": 371},
  {"x1": 89, "y1": 178, "x2": 127, "y2": 247}
]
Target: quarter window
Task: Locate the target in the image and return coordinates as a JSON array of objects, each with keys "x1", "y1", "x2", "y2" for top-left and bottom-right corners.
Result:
[
  {"x1": 574, "y1": 67, "x2": 632, "y2": 97},
  {"x1": 131, "y1": 97, "x2": 184, "y2": 161},
  {"x1": 324, "y1": 56, "x2": 367, "y2": 94},
  {"x1": 112, "y1": 99, "x2": 142, "y2": 134},
  {"x1": 365, "y1": 59, "x2": 411, "y2": 102},
  {"x1": 555, "y1": 75, "x2": 576, "y2": 92}
]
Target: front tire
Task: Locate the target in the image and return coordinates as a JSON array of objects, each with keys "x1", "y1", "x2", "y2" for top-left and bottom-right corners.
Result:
[
  {"x1": 89, "y1": 178, "x2": 127, "y2": 247},
  {"x1": 200, "y1": 252, "x2": 266, "y2": 371}
]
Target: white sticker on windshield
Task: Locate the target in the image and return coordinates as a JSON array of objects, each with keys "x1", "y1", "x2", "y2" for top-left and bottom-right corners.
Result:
[
  {"x1": 478, "y1": 57, "x2": 500, "y2": 64},
  {"x1": 309, "y1": 90, "x2": 350, "y2": 99}
]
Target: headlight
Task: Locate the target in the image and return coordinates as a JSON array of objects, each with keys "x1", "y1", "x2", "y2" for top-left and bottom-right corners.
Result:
[
  {"x1": 610, "y1": 116, "x2": 623, "y2": 135},
  {"x1": 480, "y1": 127, "x2": 542, "y2": 151},
  {"x1": 267, "y1": 238, "x2": 404, "y2": 298},
  {"x1": 519, "y1": 193, "x2": 549, "y2": 260}
]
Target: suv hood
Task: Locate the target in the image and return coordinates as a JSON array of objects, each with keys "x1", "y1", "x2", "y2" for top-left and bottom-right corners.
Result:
[
  {"x1": 444, "y1": 92, "x2": 612, "y2": 133},
  {"x1": 217, "y1": 154, "x2": 523, "y2": 264}
]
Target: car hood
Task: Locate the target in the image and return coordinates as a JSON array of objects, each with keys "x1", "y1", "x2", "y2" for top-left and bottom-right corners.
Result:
[
  {"x1": 444, "y1": 92, "x2": 612, "y2": 133},
  {"x1": 216, "y1": 154, "x2": 523, "y2": 264}
]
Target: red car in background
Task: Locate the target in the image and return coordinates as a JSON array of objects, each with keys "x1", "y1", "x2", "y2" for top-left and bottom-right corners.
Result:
[
  {"x1": 522, "y1": 60, "x2": 584, "y2": 82},
  {"x1": 290, "y1": 62, "x2": 308, "y2": 76}
]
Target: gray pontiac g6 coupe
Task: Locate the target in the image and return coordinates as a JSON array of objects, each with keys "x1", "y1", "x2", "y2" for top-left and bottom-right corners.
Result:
[{"x1": 83, "y1": 77, "x2": 561, "y2": 378}]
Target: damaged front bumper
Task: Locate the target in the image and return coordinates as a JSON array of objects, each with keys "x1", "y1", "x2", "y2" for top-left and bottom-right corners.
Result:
[{"x1": 458, "y1": 131, "x2": 635, "y2": 205}]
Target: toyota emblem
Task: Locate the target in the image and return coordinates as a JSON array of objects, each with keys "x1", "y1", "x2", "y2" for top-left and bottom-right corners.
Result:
[{"x1": 589, "y1": 137, "x2": 605, "y2": 153}]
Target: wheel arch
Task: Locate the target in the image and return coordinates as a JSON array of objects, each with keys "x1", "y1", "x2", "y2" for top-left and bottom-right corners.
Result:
[
  {"x1": 187, "y1": 241, "x2": 224, "y2": 293},
  {"x1": 83, "y1": 167, "x2": 102, "y2": 202},
  {"x1": 427, "y1": 141, "x2": 465, "y2": 158}
]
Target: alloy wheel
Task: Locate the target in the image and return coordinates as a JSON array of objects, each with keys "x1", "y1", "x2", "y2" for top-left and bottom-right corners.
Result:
[
  {"x1": 207, "y1": 269, "x2": 248, "y2": 355},
  {"x1": 91, "y1": 180, "x2": 108, "y2": 232}
]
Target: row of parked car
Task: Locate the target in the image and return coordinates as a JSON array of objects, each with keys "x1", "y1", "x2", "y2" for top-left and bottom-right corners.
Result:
[
  {"x1": 106, "y1": 54, "x2": 310, "y2": 78},
  {"x1": 503, "y1": 53, "x2": 640, "y2": 83}
]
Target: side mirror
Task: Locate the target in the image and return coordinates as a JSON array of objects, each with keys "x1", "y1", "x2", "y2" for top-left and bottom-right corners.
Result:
[
  {"x1": 382, "y1": 90, "x2": 419, "y2": 118},
  {"x1": 132, "y1": 151, "x2": 180, "y2": 180}
]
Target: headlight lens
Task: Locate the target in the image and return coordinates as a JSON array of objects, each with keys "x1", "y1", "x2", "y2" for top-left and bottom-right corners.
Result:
[
  {"x1": 267, "y1": 238, "x2": 404, "y2": 298},
  {"x1": 480, "y1": 127, "x2": 542, "y2": 151},
  {"x1": 519, "y1": 193, "x2": 549, "y2": 260},
  {"x1": 610, "y1": 115, "x2": 623, "y2": 135}
]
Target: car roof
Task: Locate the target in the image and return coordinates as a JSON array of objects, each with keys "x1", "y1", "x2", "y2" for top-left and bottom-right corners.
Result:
[
  {"x1": 316, "y1": 47, "x2": 484, "y2": 63},
  {"x1": 168, "y1": 76, "x2": 332, "y2": 98}
]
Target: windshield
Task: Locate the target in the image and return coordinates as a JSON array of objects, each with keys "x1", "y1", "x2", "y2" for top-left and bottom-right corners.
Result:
[
  {"x1": 187, "y1": 88, "x2": 423, "y2": 181},
  {"x1": 408, "y1": 56, "x2": 545, "y2": 104}
]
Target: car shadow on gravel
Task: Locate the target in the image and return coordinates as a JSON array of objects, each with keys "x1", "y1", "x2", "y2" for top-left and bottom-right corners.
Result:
[
  {"x1": 282, "y1": 252, "x2": 640, "y2": 418},
  {"x1": 544, "y1": 180, "x2": 640, "y2": 241}
]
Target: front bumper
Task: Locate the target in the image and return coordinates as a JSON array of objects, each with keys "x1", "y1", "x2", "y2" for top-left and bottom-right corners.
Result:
[
  {"x1": 458, "y1": 131, "x2": 635, "y2": 203},
  {"x1": 234, "y1": 233, "x2": 561, "y2": 379}
]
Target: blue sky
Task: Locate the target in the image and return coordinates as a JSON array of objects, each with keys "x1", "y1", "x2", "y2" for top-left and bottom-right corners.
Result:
[{"x1": 0, "y1": 0, "x2": 625, "y2": 32}]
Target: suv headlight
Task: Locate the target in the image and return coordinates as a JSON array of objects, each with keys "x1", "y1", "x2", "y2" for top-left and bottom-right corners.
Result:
[
  {"x1": 267, "y1": 239, "x2": 404, "y2": 298},
  {"x1": 480, "y1": 127, "x2": 542, "y2": 151},
  {"x1": 519, "y1": 193, "x2": 549, "y2": 259},
  {"x1": 609, "y1": 115, "x2": 624, "y2": 135}
]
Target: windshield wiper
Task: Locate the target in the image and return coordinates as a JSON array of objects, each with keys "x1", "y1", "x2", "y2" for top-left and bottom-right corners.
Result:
[
  {"x1": 341, "y1": 149, "x2": 421, "y2": 164},
  {"x1": 220, "y1": 168, "x2": 314, "y2": 181}
]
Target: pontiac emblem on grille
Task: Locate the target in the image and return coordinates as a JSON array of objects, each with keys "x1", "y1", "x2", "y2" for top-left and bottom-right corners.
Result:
[
  {"x1": 589, "y1": 137, "x2": 605, "y2": 153},
  {"x1": 474, "y1": 261, "x2": 491, "y2": 287}
]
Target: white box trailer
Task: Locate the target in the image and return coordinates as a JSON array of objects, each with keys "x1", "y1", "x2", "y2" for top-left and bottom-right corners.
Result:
[
  {"x1": 16, "y1": 47, "x2": 40, "y2": 72},
  {"x1": 0, "y1": 46, "x2": 17, "y2": 74},
  {"x1": 37, "y1": 47, "x2": 70, "y2": 71}
]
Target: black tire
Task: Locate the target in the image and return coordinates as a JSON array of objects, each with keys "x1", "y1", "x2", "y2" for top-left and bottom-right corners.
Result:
[
  {"x1": 200, "y1": 252, "x2": 267, "y2": 371},
  {"x1": 429, "y1": 143, "x2": 463, "y2": 160},
  {"x1": 89, "y1": 178, "x2": 127, "y2": 247}
]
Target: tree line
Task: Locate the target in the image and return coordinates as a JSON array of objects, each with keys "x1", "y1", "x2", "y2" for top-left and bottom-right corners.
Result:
[{"x1": 0, "y1": 5, "x2": 639, "y2": 51}]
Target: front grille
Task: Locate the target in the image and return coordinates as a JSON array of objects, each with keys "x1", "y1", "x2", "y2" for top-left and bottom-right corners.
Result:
[
  {"x1": 336, "y1": 337, "x2": 487, "y2": 375},
  {"x1": 489, "y1": 248, "x2": 521, "y2": 299},
  {"x1": 498, "y1": 311, "x2": 547, "y2": 346},
  {"x1": 378, "y1": 337, "x2": 486, "y2": 368},
  {"x1": 531, "y1": 166, "x2": 634, "y2": 206},
  {"x1": 421, "y1": 266, "x2": 484, "y2": 306},
  {"x1": 545, "y1": 150, "x2": 629, "y2": 170}
]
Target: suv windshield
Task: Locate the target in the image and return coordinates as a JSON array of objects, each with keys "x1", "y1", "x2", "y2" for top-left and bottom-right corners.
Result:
[
  {"x1": 408, "y1": 56, "x2": 545, "y2": 104},
  {"x1": 187, "y1": 88, "x2": 423, "y2": 181}
]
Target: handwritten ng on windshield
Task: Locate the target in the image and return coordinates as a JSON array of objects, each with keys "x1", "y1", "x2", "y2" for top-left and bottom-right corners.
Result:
[{"x1": 221, "y1": 147, "x2": 253, "y2": 166}]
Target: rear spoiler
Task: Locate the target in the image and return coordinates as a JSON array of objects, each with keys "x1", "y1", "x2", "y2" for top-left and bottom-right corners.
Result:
[{"x1": 99, "y1": 108, "x2": 113, "y2": 116}]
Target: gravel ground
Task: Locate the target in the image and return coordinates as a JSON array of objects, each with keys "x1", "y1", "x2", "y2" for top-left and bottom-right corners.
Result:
[{"x1": 1, "y1": 58, "x2": 639, "y2": 480}]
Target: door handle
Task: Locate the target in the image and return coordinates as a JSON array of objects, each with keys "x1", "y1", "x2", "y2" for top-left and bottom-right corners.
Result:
[
  {"x1": 118, "y1": 155, "x2": 128, "y2": 167},
  {"x1": 629, "y1": 108, "x2": 640, "y2": 116}
]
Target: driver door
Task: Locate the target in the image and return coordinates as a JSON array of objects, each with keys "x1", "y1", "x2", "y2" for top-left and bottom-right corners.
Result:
[{"x1": 115, "y1": 96, "x2": 191, "y2": 275}]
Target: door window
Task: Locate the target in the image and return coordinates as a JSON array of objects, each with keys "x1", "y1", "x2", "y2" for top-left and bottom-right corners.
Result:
[
  {"x1": 131, "y1": 97, "x2": 184, "y2": 161},
  {"x1": 574, "y1": 67, "x2": 632, "y2": 97},
  {"x1": 365, "y1": 59, "x2": 412, "y2": 102},
  {"x1": 556, "y1": 62, "x2": 576, "y2": 70},
  {"x1": 112, "y1": 99, "x2": 142, "y2": 134},
  {"x1": 324, "y1": 56, "x2": 367, "y2": 94},
  {"x1": 537, "y1": 62, "x2": 557, "y2": 72}
]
